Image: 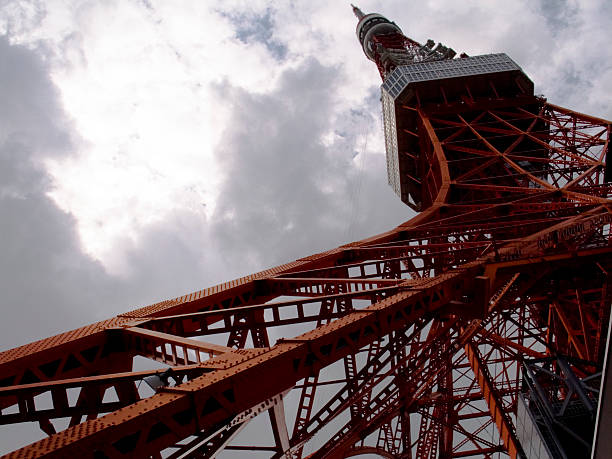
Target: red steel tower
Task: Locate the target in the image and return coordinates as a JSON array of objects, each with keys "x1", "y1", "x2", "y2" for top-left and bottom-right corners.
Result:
[{"x1": 1, "y1": 6, "x2": 611, "y2": 458}]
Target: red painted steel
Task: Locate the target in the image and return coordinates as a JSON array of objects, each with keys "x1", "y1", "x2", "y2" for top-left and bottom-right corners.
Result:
[{"x1": 1, "y1": 7, "x2": 612, "y2": 459}]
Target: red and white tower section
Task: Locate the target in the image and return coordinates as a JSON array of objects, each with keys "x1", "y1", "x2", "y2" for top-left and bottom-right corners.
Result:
[{"x1": 0, "y1": 6, "x2": 611, "y2": 459}]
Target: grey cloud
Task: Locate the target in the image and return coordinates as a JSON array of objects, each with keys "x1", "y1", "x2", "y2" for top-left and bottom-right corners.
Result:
[
  {"x1": 210, "y1": 58, "x2": 410, "y2": 272},
  {"x1": 220, "y1": 7, "x2": 288, "y2": 60},
  {"x1": 0, "y1": 37, "x2": 223, "y2": 351},
  {"x1": 534, "y1": 0, "x2": 579, "y2": 32},
  {"x1": 111, "y1": 211, "x2": 230, "y2": 313},
  {"x1": 3, "y1": 0, "x2": 610, "y2": 455},
  {"x1": 0, "y1": 38, "x2": 71, "y2": 157},
  {"x1": 529, "y1": 2, "x2": 612, "y2": 118},
  {"x1": 0, "y1": 37, "x2": 102, "y2": 347},
  {"x1": 0, "y1": 0, "x2": 47, "y2": 38},
  {"x1": 0, "y1": 36, "x2": 228, "y2": 453},
  {"x1": 394, "y1": 1, "x2": 611, "y2": 120},
  {"x1": 0, "y1": 37, "x2": 115, "y2": 452},
  {"x1": 0, "y1": 34, "x2": 410, "y2": 453},
  {"x1": 0, "y1": 38, "x2": 408, "y2": 354}
]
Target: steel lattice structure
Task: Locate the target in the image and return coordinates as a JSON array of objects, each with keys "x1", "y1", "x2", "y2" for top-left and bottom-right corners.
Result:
[{"x1": 1, "y1": 6, "x2": 611, "y2": 459}]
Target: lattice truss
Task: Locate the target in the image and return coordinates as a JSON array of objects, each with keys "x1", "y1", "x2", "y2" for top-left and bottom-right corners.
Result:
[
  {"x1": 0, "y1": 98, "x2": 611, "y2": 458},
  {"x1": 432, "y1": 103, "x2": 611, "y2": 203},
  {"x1": 370, "y1": 33, "x2": 455, "y2": 79}
]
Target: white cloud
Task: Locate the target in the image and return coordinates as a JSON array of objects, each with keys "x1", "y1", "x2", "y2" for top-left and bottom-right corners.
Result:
[
  {"x1": 3, "y1": 0, "x2": 300, "y2": 266},
  {"x1": 0, "y1": 0, "x2": 609, "y2": 357},
  {"x1": 5, "y1": 0, "x2": 606, "y2": 271},
  {"x1": 0, "y1": 0, "x2": 611, "y2": 453},
  {"x1": 0, "y1": 0, "x2": 608, "y2": 346}
]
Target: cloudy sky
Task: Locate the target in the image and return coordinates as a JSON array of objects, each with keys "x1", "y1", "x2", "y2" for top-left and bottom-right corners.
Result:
[{"x1": 0, "y1": 0, "x2": 611, "y2": 451}]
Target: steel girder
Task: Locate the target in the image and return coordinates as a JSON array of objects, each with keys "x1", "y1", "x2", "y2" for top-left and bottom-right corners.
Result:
[{"x1": 1, "y1": 94, "x2": 611, "y2": 459}]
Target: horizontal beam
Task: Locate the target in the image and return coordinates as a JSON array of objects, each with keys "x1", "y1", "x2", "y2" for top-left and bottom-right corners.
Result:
[
  {"x1": 10, "y1": 268, "x2": 478, "y2": 458},
  {"x1": 122, "y1": 327, "x2": 234, "y2": 360}
]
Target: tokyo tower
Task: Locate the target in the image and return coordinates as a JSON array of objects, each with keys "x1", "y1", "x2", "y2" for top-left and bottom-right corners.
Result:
[{"x1": 1, "y1": 5, "x2": 611, "y2": 458}]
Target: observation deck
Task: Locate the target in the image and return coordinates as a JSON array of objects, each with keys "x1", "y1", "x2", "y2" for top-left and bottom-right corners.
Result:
[{"x1": 381, "y1": 53, "x2": 535, "y2": 210}]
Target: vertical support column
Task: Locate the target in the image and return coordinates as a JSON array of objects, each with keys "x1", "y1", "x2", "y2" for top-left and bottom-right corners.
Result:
[
  {"x1": 465, "y1": 342, "x2": 524, "y2": 458},
  {"x1": 269, "y1": 395, "x2": 291, "y2": 455}
]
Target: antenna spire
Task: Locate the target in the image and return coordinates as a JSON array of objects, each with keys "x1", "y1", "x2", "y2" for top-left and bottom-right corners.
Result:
[{"x1": 351, "y1": 4, "x2": 365, "y2": 20}]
